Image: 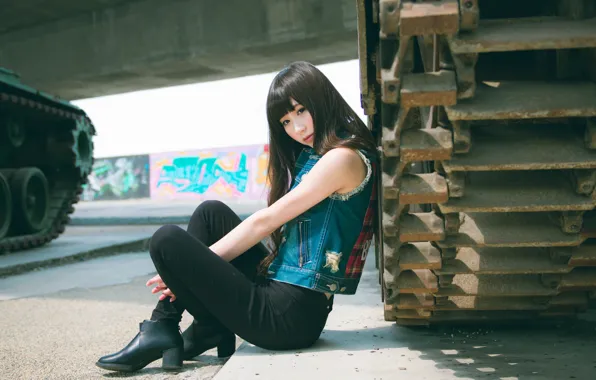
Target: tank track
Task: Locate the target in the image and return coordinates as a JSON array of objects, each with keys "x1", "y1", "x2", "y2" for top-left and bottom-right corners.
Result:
[
  {"x1": 357, "y1": 0, "x2": 596, "y2": 324},
  {"x1": 0, "y1": 69, "x2": 95, "y2": 253}
]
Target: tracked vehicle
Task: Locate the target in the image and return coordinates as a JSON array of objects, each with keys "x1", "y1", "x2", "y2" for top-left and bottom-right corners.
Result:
[
  {"x1": 0, "y1": 68, "x2": 94, "y2": 253},
  {"x1": 356, "y1": 0, "x2": 596, "y2": 324}
]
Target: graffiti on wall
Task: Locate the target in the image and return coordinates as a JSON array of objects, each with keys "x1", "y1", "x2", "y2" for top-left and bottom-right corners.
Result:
[
  {"x1": 149, "y1": 145, "x2": 269, "y2": 201},
  {"x1": 81, "y1": 155, "x2": 150, "y2": 201}
]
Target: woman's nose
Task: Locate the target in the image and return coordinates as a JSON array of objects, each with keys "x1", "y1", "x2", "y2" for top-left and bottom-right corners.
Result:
[{"x1": 294, "y1": 123, "x2": 306, "y2": 132}]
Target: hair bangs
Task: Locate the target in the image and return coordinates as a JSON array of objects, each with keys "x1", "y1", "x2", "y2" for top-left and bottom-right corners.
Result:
[
  {"x1": 266, "y1": 66, "x2": 317, "y2": 125},
  {"x1": 266, "y1": 80, "x2": 298, "y2": 126}
]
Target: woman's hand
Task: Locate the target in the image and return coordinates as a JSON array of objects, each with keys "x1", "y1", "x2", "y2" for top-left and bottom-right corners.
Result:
[{"x1": 146, "y1": 274, "x2": 176, "y2": 302}]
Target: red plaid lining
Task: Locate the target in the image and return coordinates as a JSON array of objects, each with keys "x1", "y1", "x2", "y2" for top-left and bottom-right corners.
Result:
[{"x1": 344, "y1": 161, "x2": 377, "y2": 279}]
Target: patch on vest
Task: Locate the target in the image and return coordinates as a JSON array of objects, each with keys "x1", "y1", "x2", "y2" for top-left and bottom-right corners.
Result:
[
  {"x1": 324, "y1": 251, "x2": 342, "y2": 273},
  {"x1": 361, "y1": 240, "x2": 372, "y2": 260}
]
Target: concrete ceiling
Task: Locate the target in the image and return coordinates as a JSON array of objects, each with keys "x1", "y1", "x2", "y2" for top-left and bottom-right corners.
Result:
[
  {"x1": 0, "y1": 0, "x2": 359, "y2": 100},
  {"x1": 0, "y1": 0, "x2": 132, "y2": 34}
]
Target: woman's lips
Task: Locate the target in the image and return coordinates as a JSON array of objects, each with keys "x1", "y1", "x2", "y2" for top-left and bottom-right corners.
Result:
[{"x1": 304, "y1": 133, "x2": 313, "y2": 142}]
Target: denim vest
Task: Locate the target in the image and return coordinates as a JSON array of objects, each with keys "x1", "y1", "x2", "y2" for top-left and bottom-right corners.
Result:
[{"x1": 267, "y1": 146, "x2": 377, "y2": 295}]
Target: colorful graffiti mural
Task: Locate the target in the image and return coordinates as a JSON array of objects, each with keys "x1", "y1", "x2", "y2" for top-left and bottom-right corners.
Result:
[
  {"x1": 82, "y1": 155, "x2": 150, "y2": 201},
  {"x1": 149, "y1": 145, "x2": 269, "y2": 201}
]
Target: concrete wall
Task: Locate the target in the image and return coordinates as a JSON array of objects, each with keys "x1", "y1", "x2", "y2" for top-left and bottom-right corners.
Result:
[
  {"x1": 81, "y1": 144, "x2": 269, "y2": 202},
  {"x1": 81, "y1": 154, "x2": 150, "y2": 201}
]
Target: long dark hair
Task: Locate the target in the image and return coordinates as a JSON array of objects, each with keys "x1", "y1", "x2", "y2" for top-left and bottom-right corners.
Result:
[{"x1": 259, "y1": 61, "x2": 376, "y2": 272}]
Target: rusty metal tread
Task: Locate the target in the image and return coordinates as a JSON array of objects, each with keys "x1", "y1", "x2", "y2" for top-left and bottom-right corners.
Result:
[
  {"x1": 443, "y1": 124, "x2": 596, "y2": 172},
  {"x1": 435, "y1": 247, "x2": 572, "y2": 275},
  {"x1": 394, "y1": 309, "x2": 432, "y2": 320},
  {"x1": 539, "y1": 308, "x2": 581, "y2": 317},
  {"x1": 400, "y1": 71, "x2": 457, "y2": 107},
  {"x1": 437, "y1": 212, "x2": 584, "y2": 248},
  {"x1": 560, "y1": 268, "x2": 596, "y2": 289},
  {"x1": 394, "y1": 317, "x2": 430, "y2": 325},
  {"x1": 582, "y1": 212, "x2": 596, "y2": 239},
  {"x1": 397, "y1": 294, "x2": 584, "y2": 311},
  {"x1": 399, "y1": 127, "x2": 453, "y2": 161},
  {"x1": 398, "y1": 242, "x2": 442, "y2": 270},
  {"x1": 399, "y1": 1, "x2": 459, "y2": 36},
  {"x1": 438, "y1": 274, "x2": 558, "y2": 297},
  {"x1": 399, "y1": 173, "x2": 448, "y2": 205},
  {"x1": 448, "y1": 17, "x2": 596, "y2": 54},
  {"x1": 394, "y1": 269, "x2": 439, "y2": 293},
  {"x1": 399, "y1": 212, "x2": 445, "y2": 242},
  {"x1": 569, "y1": 245, "x2": 596, "y2": 267},
  {"x1": 445, "y1": 81, "x2": 596, "y2": 121},
  {"x1": 438, "y1": 171, "x2": 595, "y2": 213},
  {"x1": 396, "y1": 310, "x2": 575, "y2": 323},
  {"x1": 396, "y1": 293, "x2": 434, "y2": 309},
  {"x1": 550, "y1": 292, "x2": 589, "y2": 306}
]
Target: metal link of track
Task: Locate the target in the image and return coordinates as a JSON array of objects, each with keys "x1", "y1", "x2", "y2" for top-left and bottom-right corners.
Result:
[
  {"x1": 0, "y1": 80, "x2": 95, "y2": 253},
  {"x1": 366, "y1": 0, "x2": 596, "y2": 324}
]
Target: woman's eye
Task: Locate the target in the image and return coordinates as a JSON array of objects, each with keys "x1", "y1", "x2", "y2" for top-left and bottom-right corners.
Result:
[
  {"x1": 281, "y1": 120, "x2": 289, "y2": 126},
  {"x1": 297, "y1": 108, "x2": 305, "y2": 115}
]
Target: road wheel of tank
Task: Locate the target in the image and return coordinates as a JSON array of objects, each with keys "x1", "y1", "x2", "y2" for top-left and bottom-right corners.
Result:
[
  {"x1": 9, "y1": 168, "x2": 50, "y2": 234},
  {"x1": 7, "y1": 120, "x2": 26, "y2": 148},
  {"x1": 0, "y1": 172, "x2": 12, "y2": 239}
]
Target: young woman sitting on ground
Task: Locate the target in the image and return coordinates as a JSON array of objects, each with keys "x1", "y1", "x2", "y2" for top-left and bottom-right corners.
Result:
[{"x1": 96, "y1": 61, "x2": 378, "y2": 373}]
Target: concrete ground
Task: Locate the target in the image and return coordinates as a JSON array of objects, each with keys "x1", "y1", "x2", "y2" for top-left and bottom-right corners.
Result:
[
  {"x1": 0, "y1": 225, "x2": 158, "y2": 278},
  {"x1": 1, "y1": 224, "x2": 596, "y2": 380},
  {"x1": 0, "y1": 252, "x2": 236, "y2": 380},
  {"x1": 215, "y1": 257, "x2": 596, "y2": 380}
]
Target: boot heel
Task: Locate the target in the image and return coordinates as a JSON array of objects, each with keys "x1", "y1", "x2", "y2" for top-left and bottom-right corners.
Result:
[
  {"x1": 217, "y1": 334, "x2": 236, "y2": 358},
  {"x1": 162, "y1": 346, "x2": 183, "y2": 370}
]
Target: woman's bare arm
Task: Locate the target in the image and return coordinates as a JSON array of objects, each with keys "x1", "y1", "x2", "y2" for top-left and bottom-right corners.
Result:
[{"x1": 210, "y1": 148, "x2": 366, "y2": 262}]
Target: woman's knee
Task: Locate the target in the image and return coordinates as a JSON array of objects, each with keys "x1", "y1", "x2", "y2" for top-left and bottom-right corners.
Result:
[
  {"x1": 193, "y1": 200, "x2": 227, "y2": 218},
  {"x1": 149, "y1": 224, "x2": 185, "y2": 260}
]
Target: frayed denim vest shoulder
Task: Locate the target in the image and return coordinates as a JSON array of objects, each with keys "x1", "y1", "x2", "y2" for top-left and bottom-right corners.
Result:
[{"x1": 267, "y1": 146, "x2": 377, "y2": 295}]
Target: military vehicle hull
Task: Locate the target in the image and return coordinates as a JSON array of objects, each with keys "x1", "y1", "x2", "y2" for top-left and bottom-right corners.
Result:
[{"x1": 0, "y1": 68, "x2": 94, "y2": 253}]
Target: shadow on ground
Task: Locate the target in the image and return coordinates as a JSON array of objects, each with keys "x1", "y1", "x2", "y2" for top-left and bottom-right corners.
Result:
[
  {"x1": 100, "y1": 355, "x2": 228, "y2": 378},
  {"x1": 403, "y1": 317, "x2": 596, "y2": 379},
  {"x1": 236, "y1": 314, "x2": 596, "y2": 379}
]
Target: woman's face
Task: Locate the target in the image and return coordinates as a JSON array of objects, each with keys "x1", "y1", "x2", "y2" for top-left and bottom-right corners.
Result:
[{"x1": 279, "y1": 98, "x2": 314, "y2": 147}]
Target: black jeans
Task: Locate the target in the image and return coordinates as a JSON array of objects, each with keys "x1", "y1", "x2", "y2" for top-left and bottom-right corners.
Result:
[{"x1": 148, "y1": 200, "x2": 332, "y2": 350}]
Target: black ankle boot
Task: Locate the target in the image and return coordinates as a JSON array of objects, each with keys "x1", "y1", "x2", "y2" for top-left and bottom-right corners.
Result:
[
  {"x1": 181, "y1": 319, "x2": 236, "y2": 360},
  {"x1": 96, "y1": 320, "x2": 184, "y2": 372}
]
